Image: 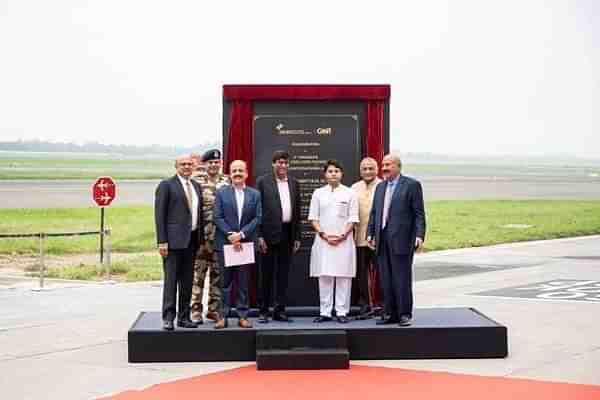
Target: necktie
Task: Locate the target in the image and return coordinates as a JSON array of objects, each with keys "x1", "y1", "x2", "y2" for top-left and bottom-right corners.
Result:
[
  {"x1": 185, "y1": 180, "x2": 193, "y2": 211},
  {"x1": 382, "y1": 181, "x2": 394, "y2": 230}
]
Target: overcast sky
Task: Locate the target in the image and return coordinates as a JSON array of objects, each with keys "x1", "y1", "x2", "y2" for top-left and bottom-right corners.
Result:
[{"x1": 0, "y1": 1, "x2": 597, "y2": 157}]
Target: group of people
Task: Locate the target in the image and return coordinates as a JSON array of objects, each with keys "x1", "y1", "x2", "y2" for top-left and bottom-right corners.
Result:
[{"x1": 154, "y1": 149, "x2": 426, "y2": 331}]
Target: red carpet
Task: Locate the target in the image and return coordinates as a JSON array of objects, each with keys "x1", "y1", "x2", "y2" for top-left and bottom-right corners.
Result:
[{"x1": 99, "y1": 365, "x2": 600, "y2": 400}]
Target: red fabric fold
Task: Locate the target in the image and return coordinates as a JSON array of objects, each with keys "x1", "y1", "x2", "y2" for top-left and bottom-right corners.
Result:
[
  {"x1": 224, "y1": 100, "x2": 254, "y2": 185},
  {"x1": 366, "y1": 100, "x2": 385, "y2": 169}
]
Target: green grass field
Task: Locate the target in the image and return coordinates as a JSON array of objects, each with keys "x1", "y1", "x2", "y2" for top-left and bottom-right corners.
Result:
[
  {"x1": 43, "y1": 254, "x2": 163, "y2": 282},
  {"x1": 0, "y1": 155, "x2": 173, "y2": 180},
  {"x1": 2, "y1": 201, "x2": 599, "y2": 280},
  {"x1": 0, "y1": 206, "x2": 154, "y2": 254}
]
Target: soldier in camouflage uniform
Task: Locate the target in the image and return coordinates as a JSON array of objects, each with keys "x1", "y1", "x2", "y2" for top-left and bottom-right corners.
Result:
[{"x1": 190, "y1": 149, "x2": 230, "y2": 323}]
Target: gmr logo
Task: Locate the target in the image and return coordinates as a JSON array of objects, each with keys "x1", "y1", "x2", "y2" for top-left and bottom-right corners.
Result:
[{"x1": 316, "y1": 128, "x2": 332, "y2": 135}]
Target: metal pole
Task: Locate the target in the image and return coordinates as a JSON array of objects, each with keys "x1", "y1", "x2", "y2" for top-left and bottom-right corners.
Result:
[
  {"x1": 38, "y1": 233, "x2": 45, "y2": 289},
  {"x1": 100, "y1": 207, "x2": 105, "y2": 264},
  {"x1": 104, "y1": 228, "x2": 111, "y2": 280}
]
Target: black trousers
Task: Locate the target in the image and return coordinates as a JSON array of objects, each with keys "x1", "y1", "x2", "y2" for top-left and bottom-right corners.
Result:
[
  {"x1": 377, "y1": 228, "x2": 414, "y2": 319},
  {"x1": 259, "y1": 223, "x2": 292, "y2": 314},
  {"x1": 162, "y1": 229, "x2": 198, "y2": 322},
  {"x1": 352, "y1": 246, "x2": 375, "y2": 310}
]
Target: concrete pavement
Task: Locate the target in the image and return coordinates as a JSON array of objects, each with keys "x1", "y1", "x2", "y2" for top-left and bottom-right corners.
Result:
[{"x1": 1, "y1": 235, "x2": 599, "y2": 399}]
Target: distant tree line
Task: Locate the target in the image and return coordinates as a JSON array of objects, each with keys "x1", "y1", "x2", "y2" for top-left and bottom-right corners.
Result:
[{"x1": 0, "y1": 140, "x2": 222, "y2": 157}]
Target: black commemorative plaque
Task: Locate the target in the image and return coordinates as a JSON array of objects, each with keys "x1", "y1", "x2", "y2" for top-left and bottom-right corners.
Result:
[{"x1": 254, "y1": 112, "x2": 361, "y2": 306}]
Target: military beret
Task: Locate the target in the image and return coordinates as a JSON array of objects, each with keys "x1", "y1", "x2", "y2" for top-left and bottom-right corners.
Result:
[{"x1": 202, "y1": 149, "x2": 222, "y2": 162}]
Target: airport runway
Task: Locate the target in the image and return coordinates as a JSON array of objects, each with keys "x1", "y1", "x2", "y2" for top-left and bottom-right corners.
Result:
[{"x1": 1, "y1": 175, "x2": 599, "y2": 208}]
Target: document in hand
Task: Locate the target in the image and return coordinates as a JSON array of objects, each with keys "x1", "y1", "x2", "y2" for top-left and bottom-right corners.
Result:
[{"x1": 223, "y1": 242, "x2": 255, "y2": 267}]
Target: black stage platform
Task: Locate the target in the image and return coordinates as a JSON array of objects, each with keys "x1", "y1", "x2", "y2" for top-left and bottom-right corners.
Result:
[{"x1": 128, "y1": 307, "x2": 508, "y2": 363}]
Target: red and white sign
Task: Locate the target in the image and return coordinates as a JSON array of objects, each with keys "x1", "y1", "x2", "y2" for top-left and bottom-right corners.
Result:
[{"x1": 92, "y1": 176, "x2": 117, "y2": 207}]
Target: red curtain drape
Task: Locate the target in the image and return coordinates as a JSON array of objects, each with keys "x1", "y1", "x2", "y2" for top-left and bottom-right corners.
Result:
[
  {"x1": 365, "y1": 100, "x2": 385, "y2": 307},
  {"x1": 366, "y1": 100, "x2": 385, "y2": 168},
  {"x1": 224, "y1": 100, "x2": 254, "y2": 185}
]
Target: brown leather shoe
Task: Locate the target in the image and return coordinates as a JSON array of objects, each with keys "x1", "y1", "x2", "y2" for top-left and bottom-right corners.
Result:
[
  {"x1": 238, "y1": 318, "x2": 253, "y2": 329},
  {"x1": 205, "y1": 311, "x2": 219, "y2": 322},
  {"x1": 214, "y1": 318, "x2": 228, "y2": 329},
  {"x1": 191, "y1": 311, "x2": 203, "y2": 322}
]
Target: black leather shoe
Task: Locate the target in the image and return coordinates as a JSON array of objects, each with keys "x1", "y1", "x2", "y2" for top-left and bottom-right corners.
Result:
[
  {"x1": 376, "y1": 316, "x2": 399, "y2": 325},
  {"x1": 163, "y1": 320, "x2": 174, "y2": 331},
  {"x1": 258, "y1": 313, "x2": 269, "y2": 323},
  {"x1": 398, "y1": 315, "x2": 412, "y2": 326},
  {"x1": 177, "y1": 319, "x2": 198, "y2": 328},
  {"x1": 337, "y1": 316, "x2": 350, "y2": 324},
  {"x1": 358, "y1": 305, "x2": 371, "y2": 316},
  {"x1": 354, "y1": 306, "x2": 373, "y2": 320},
  {"x1": 370, "y1": 307, "x2": 384, "y2": 318},
  {"x1": 273, "y1": 312, "x2": 293, "y2": 322},
  {"x1": 313, "y1": 316, "x2": 332, "y2": 323}
]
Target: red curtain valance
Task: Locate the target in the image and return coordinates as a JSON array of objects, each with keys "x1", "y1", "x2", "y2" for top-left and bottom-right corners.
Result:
[{"x1": 223, "y1": 84, "x2": 390, "y2": 101}]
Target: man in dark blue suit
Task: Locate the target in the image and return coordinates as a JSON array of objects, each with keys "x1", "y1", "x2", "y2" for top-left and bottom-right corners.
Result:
[
  {"x1": 367, "y1": 154, "x2": 426, "y2": 326},
  {"x1": 213, "y1": 160, "x2": 262, "y2": 329},
  {"x1": 155, "y1": 154, "x2": 205, "y2": 330}
]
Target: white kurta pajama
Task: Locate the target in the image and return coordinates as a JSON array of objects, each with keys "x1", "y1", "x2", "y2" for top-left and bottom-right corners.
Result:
[{"x1": 308, "y1": 184, "x2": 359, "y2": 317}]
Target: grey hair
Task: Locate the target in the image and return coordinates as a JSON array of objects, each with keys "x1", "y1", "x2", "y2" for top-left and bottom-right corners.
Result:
[
  {"x1": 383, "y1": 153, "x2": 402, "y2": 170},
  {"x1": 174, "y1": 154, "x2": 192, "y2": 167}
]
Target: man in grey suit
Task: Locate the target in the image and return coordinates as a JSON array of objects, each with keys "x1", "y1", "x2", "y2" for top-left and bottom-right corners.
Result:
[
  {"x1": 213, "y1": 160, "x2": 262, "y2": 329},
  {"x1": 155, "y1": 154, "x2": 205, "y2": 330},
  {"x1": 257, "y1": 150, "x2": 301, "y2": 323},
  {"x1": 367, "y1": 154, "x2": 426, "y2": 326}
]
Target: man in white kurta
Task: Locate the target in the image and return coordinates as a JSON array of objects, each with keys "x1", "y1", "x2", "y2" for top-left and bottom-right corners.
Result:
[{"x1": 308, "y1": 161, "x2": 359, "y2": 323}]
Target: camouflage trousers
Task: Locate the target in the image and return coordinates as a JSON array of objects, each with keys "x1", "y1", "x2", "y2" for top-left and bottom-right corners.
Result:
[{"x1": 190, "y1": 244, "x2": 222, "y2": 320}]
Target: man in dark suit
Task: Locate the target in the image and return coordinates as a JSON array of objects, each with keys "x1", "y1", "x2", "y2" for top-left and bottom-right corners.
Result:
[
  {"x1": 155, "y1": 154, "x2": 205, "y2": 330},
  {"x1": 256, "y1": 150, "x2": 301, "y2": 323},
  {"x1": 367, "y1": 154, "x2": 426, "y2": 326},
  {"x1": 213, "y1": 160, "x2": 262, "y2": 329}
]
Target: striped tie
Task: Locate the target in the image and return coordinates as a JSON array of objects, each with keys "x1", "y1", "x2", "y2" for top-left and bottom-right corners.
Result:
[{"x1": 185, "y1": 180, "x2": 193, "y2": 211}]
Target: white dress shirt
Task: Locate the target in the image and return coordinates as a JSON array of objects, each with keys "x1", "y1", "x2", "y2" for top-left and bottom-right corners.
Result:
[
  {"x1": 233, "y1": 185, "x2": 245, "y2": 226},
  {"x1": 382, "y1": 176, "x2": 399, "y2": 230},
  {"x1": 177, "y1": 174, "x2": 199, "y2": 231},
  {"x1": 276, "y1": 177, "x2": 292, "y2": 223}
]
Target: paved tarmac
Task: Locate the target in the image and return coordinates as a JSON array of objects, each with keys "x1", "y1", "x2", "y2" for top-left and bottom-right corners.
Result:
[
  {"x1": 2, "y1": 175, "x2": 600, "y2": 208},
  {"x1": 0, "y1": 235, "x2": 599, "y2": 399}
]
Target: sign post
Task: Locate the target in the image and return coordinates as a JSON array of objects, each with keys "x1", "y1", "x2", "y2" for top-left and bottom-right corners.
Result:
[{"x1": 92, "y1": 177, "x2": 116, "y2": 264}]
